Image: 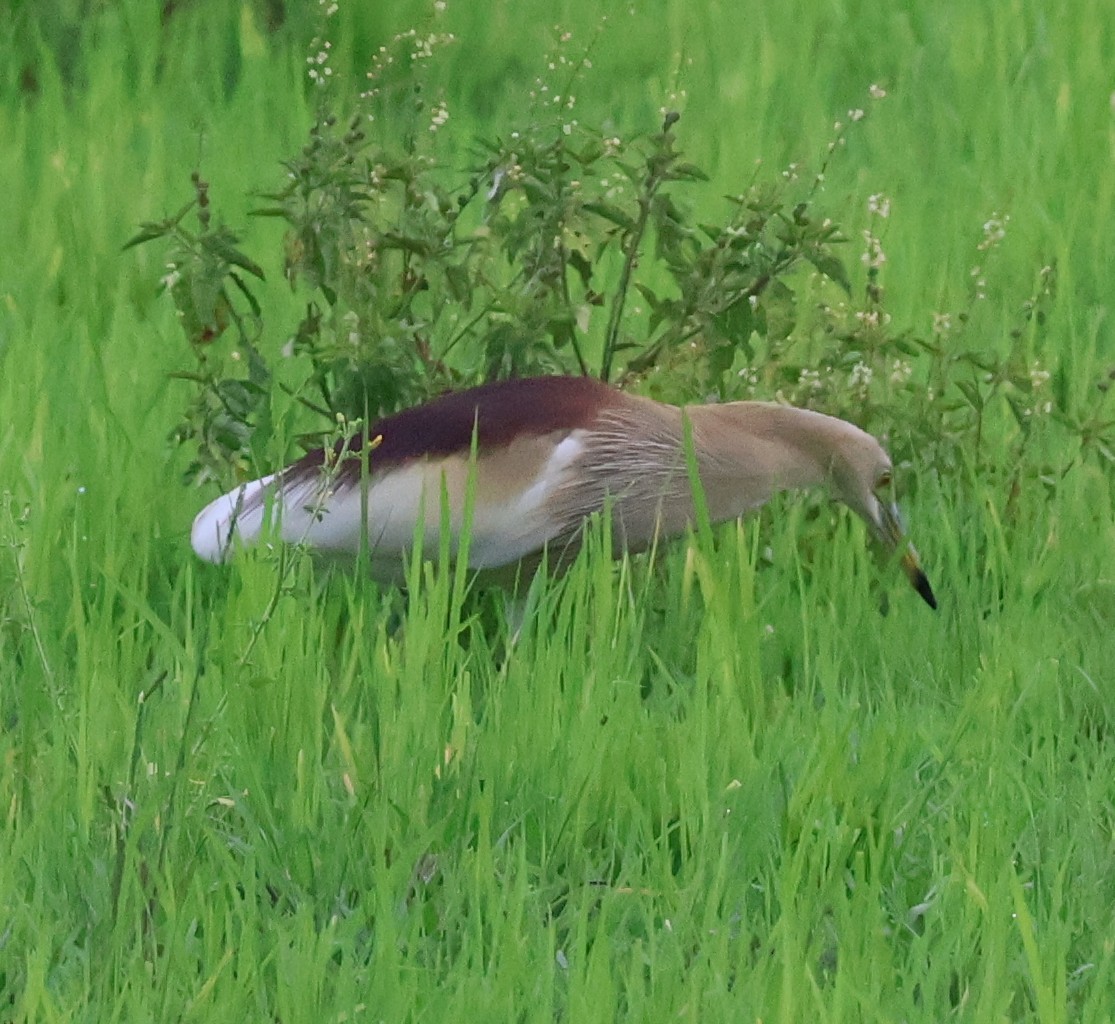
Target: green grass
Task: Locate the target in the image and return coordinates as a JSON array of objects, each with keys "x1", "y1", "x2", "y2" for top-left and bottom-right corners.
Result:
[{"x1": 3, "y1": 0, "x2": 1115, "y2": 1020}]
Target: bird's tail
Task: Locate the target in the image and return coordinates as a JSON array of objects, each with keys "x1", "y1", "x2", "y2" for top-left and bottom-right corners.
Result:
[{"x1": 190, "y1": 473, "x2": 280, "y2": 563}]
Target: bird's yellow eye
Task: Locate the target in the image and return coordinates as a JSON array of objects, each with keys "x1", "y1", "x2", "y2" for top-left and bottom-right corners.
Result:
[{"x1": 876, "y1": 470, "x2": 893, "y2": 491}]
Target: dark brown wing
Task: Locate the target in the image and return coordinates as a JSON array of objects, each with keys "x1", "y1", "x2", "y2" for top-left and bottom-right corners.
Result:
[{"x1": 294, "y1": 375, "x2": 617, "y2": 480}]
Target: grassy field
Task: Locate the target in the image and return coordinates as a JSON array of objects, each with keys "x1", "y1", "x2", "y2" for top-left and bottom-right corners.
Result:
[{"x1": 2, "y1": 0, "x2": 1115, "y2": 1020}]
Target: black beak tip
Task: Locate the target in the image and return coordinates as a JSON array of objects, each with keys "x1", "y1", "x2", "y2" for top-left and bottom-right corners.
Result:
[{"x1": 914, "y1": 569, "x2": 938, "y2": 610}]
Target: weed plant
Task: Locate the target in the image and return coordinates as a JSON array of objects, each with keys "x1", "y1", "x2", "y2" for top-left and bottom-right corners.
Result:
[{"x1": 129, "y1": 6, "x2": 1114, "y2": 507}]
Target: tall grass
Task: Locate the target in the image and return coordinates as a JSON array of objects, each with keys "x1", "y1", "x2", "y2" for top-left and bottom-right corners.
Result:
[{"x1": 2, "y1": 0, "x2": 1114, "y2": 1020}]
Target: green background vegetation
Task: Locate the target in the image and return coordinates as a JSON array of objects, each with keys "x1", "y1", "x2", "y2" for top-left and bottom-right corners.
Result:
[{"x1": 2, "y1": 0, "x2": 1114, "y2": 1019}]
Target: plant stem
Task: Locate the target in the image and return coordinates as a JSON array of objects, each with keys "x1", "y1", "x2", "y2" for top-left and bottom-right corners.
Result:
[{"x1": 601, "y1": 188, "x2": 656, "y2": 383}]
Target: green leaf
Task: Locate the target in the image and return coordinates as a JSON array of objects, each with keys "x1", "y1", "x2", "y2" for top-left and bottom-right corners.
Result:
[
  {"x1": 207, "y1": 235, "x2": 266, "y2": 280},
  {"x1": 121, "y1": 223, "x2": 172, "y2": 250},
  {"x1": 572, "y1": 139, "x2": 605, "y2": 165},
  {"x1": 634, "y1": 283, "x2": 661, "y2": 312},
  {"x1": 228, "y1": 271, "x2": 263, "y2": 320},
  {"x1": 1052, "y1": 365, "x2": 1071, "y2": 412},
  {"x1": 712, "y1": 297, "x2": 756, "y2": 345},
  {"x1": 623, "y1": 338, "x2": 667, "y2": 374},
  {"x1": 121, "y1": 200, "x2": 197, "y2": 250},
  {"x1": 960, "y1": 351, "x2": 997, "y2": 372},
  {"x1": 583, "y1": 201, "x2": 636, "y2": 232},
  {"x1": 444, "y1": 263, "x2": 473, "y2": 306},
  {"x1": 956, "y1": 380, "x2": 984, "y2": 409},
  {"x1": 805, "y1": 250, "x2": 852, "y2": 295},
  {"x1": 893, "y1": 334, "x2": 928, "y2": 356},
  {"x1": 567, "y1": 249, "x2": 593, "y2": 289},
  {"x1": 382, "y1": 231, "x2": 436, "y2": 257},
  {"x1": 709, "y1": 341, "x2": 736, "y2": 376},
  {"x1": 1005, "y1": 394, "x2": 1031, "y2": 431},
  {"x1": 667, "y1": 162, "x2": 710, "y2": 182}
]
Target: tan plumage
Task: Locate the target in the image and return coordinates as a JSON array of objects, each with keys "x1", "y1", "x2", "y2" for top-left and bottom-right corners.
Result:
[{"x1": 191, "y1": 375, "x2": 937, "y2": 607}]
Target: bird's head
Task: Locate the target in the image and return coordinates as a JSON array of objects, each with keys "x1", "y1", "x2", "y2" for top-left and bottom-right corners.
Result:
[{"x1": 830, "y1": 434, "x2": 937, "y2": 610}]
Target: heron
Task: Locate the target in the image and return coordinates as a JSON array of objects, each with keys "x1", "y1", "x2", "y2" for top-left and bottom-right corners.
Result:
[{"x1": 191, "y1": 374, "x2": 937, "y2": 608}]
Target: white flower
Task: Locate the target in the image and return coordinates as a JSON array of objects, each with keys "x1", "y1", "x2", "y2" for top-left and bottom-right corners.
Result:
[
  {"x1": 429, "y1": 99, "x2": 449, "y2": 132},
  {"x1": 861, "y1": 230, "x2": 887, "y2": 269},
  {"x1": 849, "y1": 361, "x2": 873, "y2": 390},
  {"x1": 160, "y1": 263, "x2": 181, "y2": 291},
  {"x1": 977, "y1": 212, "x2": 1009, "y2": 252},
  {"x1": 867, "y1": 193, "x2": 891, "y2": 218},
  {"x1": 932, "y1": 312, "x2": 953, "y2": 335},
  {"x1": 798, "y1": 368, "x2": 823, "y2": 392}
]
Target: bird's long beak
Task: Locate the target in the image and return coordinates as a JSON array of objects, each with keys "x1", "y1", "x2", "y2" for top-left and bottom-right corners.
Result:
[{"x1": 872, "y1": 498, "x2": 938, "y2": 610}]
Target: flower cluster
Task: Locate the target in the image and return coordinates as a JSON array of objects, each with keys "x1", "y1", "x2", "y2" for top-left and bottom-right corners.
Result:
[
  {"x1": 867, "y1": 193, "x2": 891, "y2": 218},
  {"x1": 861, "y1": 230, "x2": 887, "y2": 269},
  {"x1": 429, "y1": 99, "x2": 449, "y2": 133},
  {"x1": 306, "y1": 0, "x2": 339, "y2": 87},
  {"x1": 307, "y1": 40, "x2": 333, "y2": 86}
]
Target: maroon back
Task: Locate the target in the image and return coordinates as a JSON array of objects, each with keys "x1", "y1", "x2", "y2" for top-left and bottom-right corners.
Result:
[{"x1": 292, "y1": 375, "x2": 615, "y2": 478}]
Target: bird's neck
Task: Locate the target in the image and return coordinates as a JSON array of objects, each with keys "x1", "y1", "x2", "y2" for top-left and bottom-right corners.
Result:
[{"x1": 684, "y1": 401, "x2": 848, "y2": 521}]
